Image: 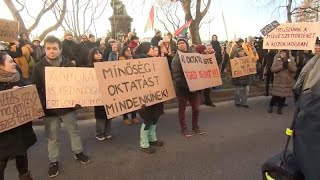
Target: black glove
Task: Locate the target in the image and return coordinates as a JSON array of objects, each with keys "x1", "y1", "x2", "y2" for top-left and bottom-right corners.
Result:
[
  {"x1": 75, "y1": 104, "x2": 82, "y2": 109},
  {"x1": 283, "y1": 61, "x2": 289, "y2": 69}
]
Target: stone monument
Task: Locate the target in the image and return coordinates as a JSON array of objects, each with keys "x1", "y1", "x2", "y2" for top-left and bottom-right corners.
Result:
[{"x1": 109, "y1": 0, "x2": 132, "y2": 40}]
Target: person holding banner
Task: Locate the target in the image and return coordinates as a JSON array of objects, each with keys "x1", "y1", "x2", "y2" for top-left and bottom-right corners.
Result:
[
  {"x1": 88, "y1": 48, "x2": 113, "y2": 140},
  {"x1": 32, "y1": 36, "x2": 90, "y2": 178},
  {"x1": 171, "y1": 38, "x2": 203, "y2": 137},
  {"x1": 134, "y1": 42, "x2": 165, "y2": 154},
  {"x1": 0, "y1": 51, "x2": 37, "y2": 180},
  {"x1": 268, "y1": 50, "x2": 296, "y2": 114},
  {"x1": 118, "y1": 46, "x2": 140, "y2": 126},
  {"x1": 231, "y1": 47, "x2": 251, "y2": 108}
]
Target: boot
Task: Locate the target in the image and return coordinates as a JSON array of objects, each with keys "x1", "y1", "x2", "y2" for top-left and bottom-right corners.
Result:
[
  {"x1": 277, "y1": 106, "x2": 283, "y2": 115},
  {"x1": 19, "y1": 171, "x2": 33, "y2": 180},
  {"x1": 140, "y1": 123, "x2": 155, "y2": 154},
  {"x1": 268, "y1": 106, "x2": 273, "y2": 113}
]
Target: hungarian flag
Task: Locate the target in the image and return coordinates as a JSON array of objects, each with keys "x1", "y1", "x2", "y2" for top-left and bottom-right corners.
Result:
[
  {"x1": 144, "y1": 6, "x2": 154, "y2": 32},
  {"x1": 174, "y1": 19, "x2": 192, "y2": 36}
]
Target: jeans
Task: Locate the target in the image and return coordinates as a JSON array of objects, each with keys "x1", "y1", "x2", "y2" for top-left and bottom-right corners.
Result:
[
  {"x1": 123, "y1": 111, "x2": 137, "y2": 120},
  {"x1": 0, "y1": 154, "x2": 28, "y2": 180},
  {"x1": 203, "y1": 88, "x2": 213, "y2": 105},
  {"x1": 96, "y1": 117, "x2": 111, "y2": 137},
  {"x1": 177, "y1": 93, "x2": 200, "y2": 130},
  {"x1": 234, "y1": 85, "x2": 249, "y2": 105},
  {"x1": 44, "y1": 111, "x2": 83, "y2": 163}
]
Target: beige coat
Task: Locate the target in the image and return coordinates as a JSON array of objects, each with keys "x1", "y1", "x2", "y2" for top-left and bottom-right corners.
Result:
[{"x1": 271, "y1": 54, "x2": 297, "y2": 97}]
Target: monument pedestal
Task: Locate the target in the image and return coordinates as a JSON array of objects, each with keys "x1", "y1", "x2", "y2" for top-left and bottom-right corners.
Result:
[{"x1": 109, "y1": 15, "x2": 132, "y2": 40}]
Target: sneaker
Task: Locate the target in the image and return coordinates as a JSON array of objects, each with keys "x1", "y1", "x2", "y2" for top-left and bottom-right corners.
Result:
[
  {"x1": 182, "y1": 128, "x2": 192, "y2": 138},
  {"x1": 131, "y1": 118, "x2": 140, "y2": 124},
  {"x1": 74, "y1": 152, "x2": 91, "y2": 164},
  {"x1": 140, "y1": 146, "x2": 156, "y2": 154},
  {"x1": 105, "y1": 134, "x2": 112, "y2": 139},
  {"x1": 193, "y1": 128, "x2": 204, "y2": 135},
  {"x1": 95, "y1": 135, "x2": 106, "y2": 141},
  {"x1": 48, "y1": 162, "x2": 59, "y2": 178},
  {"x1": 122, "y1": 119, "x2": 133, "y2": 126},
  {"x1": 149, "y1": 140, "x2": 164, "y2": 147}
]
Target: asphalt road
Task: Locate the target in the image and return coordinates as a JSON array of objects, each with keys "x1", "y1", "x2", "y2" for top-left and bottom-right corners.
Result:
[{"x1": 4, "y1": 96, "x2": 295, "y2": 180}]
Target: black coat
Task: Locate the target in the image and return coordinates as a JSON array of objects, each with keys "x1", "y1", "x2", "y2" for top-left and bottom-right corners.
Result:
[
  {"x1": 0, "y1": 79, "x2": 37, "y2": 159},
  {"x1": 293, "y1": 54, "x2": 320, "y2": 180},
  {"x1": 62, "y1": 40, "x2": 82, "y2": 66},
  {"x1": 31, "y1": 56, "x2": 77, "y2": 116},
  {"x1": 211, "y1": 40, "x2": 222, "y2": 65},
  {"x1": 134, "y1": 53, "x2": 164, "y2": 122},
  {"x1": 151, "y1": 36, "x2": 163, "y2": 48}
]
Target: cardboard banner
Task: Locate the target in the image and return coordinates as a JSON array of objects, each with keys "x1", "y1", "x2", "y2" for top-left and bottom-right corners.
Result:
[
  {"x1": 230, "y1": 56, "x2": 257, "y2": 78},
  {"x1": 45, "y1": 67, "x2": 103, "y2": 109},
  {"x1": 260, "y1": 20, "x2": 280, "y2": 36},
  {"x1": 178, "y1": 53, "x2": 222, "y2": 91},
  {"x1": 263, "y1": 22, "x2": 320, "y2": 50},
  {"x1": 0, "y1": 85, "x2": 44, "y2": 133},
  {"x1": 0, "y1": 18, "x2": 19, "y2": 42},
  {"x1": 94, "y1": 57, "x2": 176, "y2": 118}
]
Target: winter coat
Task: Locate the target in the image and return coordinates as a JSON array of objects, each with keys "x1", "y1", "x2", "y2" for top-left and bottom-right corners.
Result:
[
  {"x1": 108, "y1": 52, "x2": 119, "y2": 61},
  {"x1": 134, "y1": 53, "x2": 164, "y2": 121},
  {"x1": 61, "y1": 40, "x2": 81, "y2": 66},
  {"x1": 263, "y1": 50, "x2": 277, "y2": 78},
  {"x1": 79, "y1": 42, "x2": 98, "y2": 67},
  {"x1": 31, "y1": 45, "x2": 45, "y2": 63},
  {"x1": 0, "y1": 79, "x2": 37, "y2": 159},
  {"x1": 171, "y1": 51, "x2": 195, "y2": 97},
  {"x1": 103, "y1": 46, "x2": 112, "y2": 61},
  {"x1": 211, "y1": 40, "x2": 222, "y2": 65},
  {"x1": 293, "y1": 54, "x2": 320, "y2": 180},
  {"x1": 151, "y1": 36, "x2": 163, "y2": 48},
  {"x1": 11, "y1": 44, "x2": 33, "y2": 79},
  {"x1": 271, "y1": 54, "x2": 297, "y2": 97},
  {"x1": 31, "y1": 56, "x2": 77, "y2": 116}
]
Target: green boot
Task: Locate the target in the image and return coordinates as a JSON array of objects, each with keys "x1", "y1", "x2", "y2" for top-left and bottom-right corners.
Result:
[
  {"x1": 149, "y1": 125, "x2": 164, "y2": 147},
  {"x1": 140, "y1": 123, "x2": 155, "y2": 154}
]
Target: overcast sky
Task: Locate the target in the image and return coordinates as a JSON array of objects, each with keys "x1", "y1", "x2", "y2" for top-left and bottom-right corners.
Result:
[{"x1": 0, "y1": 0, "x2": 302, "y2": 41}]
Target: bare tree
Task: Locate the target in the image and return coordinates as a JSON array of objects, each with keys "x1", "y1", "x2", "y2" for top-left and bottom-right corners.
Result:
[
  {"x1": 294, "y1": 0, "x2": 320, "y2": 22},
  {"x1": 4, "y1": 0, "x2": 67, "y2": 40},
  {"x1": 51, "y1": 0, "x2": 109, "y2": 42},
  {"x1": 155, "y1": 2, "x2": 183, "y2": 33},
  {"x1": 265, "y1": 0, "x2": 301, "y2": 22}
]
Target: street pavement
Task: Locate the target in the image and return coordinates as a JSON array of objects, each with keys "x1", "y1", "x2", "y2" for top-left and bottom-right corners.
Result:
[{"x1": 5, "y1": 96, "x2": 295, "y2": 180}]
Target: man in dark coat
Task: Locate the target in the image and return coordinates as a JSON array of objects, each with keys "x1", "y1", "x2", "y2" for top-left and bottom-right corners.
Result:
[
  {"x1": 210, "y1": 35, "x2": 223, "y2": 65},
  {"x1": 151, "y1": 30, "x2": 163, "y2": 48},
  {"x1": 61, "y1": 31, "x2": 81, "y2": 66},
  {"x1": 293, "y1": 47, "x2": 320, "y2": 180},
  {"x1": 32, "y1": 36, "x2": 90, "y2": 178}
]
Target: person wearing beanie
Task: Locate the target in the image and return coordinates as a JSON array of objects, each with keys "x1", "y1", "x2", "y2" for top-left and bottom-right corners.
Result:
[
  {"x1": 231, "y1": 47, "x2": 251, "y2": 108},
  {"x1": 151, "y1": 30, "x2": 163, "y2": 49},
  {"x1": 268, "y1": 49, "x2": 296, "y2": 114},
  {"x1": 79, "y1": 34, "x2": 98, "y2": 67},
  {"x1": 31, "y1": 37, "x2": 45, "y2": 63},
  {"x1": 171, "y1": 38, "x2": 203, "y2": 138},
  {"x1": 196, "y1": 44, "x2": 217, "y2": 107},
  {"x1": 61, "y1": 30, "x2": 81, "y2": 66},
  {"x1": 134, "y1": 42, "x2": 164, "y2": 154},
  {"x1": 230, "y1": 38, "x2": 244, "y2": 59}
]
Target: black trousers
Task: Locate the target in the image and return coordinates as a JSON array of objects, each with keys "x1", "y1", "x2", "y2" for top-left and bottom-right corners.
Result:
[
  {"x1": 123, "y1": 111, "x2": 137, "y2": 120},
  {"x1": 265, "y1": 73, "x2": 274, "y2": 95},
  {"x1": 0, "y1": 154, "x2": 29, "y2": 180},
  {"x1": 270, "y1": 96, "x2": 285, "y2": 107}
]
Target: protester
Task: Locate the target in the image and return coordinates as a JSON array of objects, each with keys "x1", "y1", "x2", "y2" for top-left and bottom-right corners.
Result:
[
  {"x1": 31, "y1": 37, "x2": 44, "y2": 63},
  {"x1": 243, "y1": 36, "x2": 259, "y2": 86},
  {"x1": 128, "y1": 35, "x2": 139, "y2": 54},
  {"x1": 151, "y1": 30, "x2": 163, "y2": 48},
  {"x1": 32, "y1": 36, "x2": 90, "y2": 178},
  {"x1": 230, "y1": 38, "x2": 244, "y2": 59},
  {"x1": 293, "y1": 42, "x2": 320, "y2": 180},
  {"x1": 11, "y1": 34, "x2": 33, "y2": 80},
  {"x1": 135, "y1": 42, "x2": 164, "y2": 154},
  {"x1": 268, "y1": 50, "x2": 296, "y2": 114},
  {"x1": 99, "y1": 40, "x2": 106, "y2": 52},
  {"x1": 210, "y1": 35, "x2": 222, "y2": 65},
  {"x1": 103, "y1": 38, "x2": 116, "y2": 61},
  {"x1": 108, "y1": 42, "x2": 120, "y2": 61},
  {"x1": 0, "y1": 51, "x2": 37, "y2": 180},
  {"x1": 295, "y1": 50, "x2": 313, "y2": 80},
  {"x1": 231, "y1": 47, "x2": 250, "y2": 108},
  {"x1": 153, "y1": 46, "x2": 160, "y2": 57},
  {"x1": 220, "y1": 43, "x2": 230, "y2": 74},
  {"x1": 196, "y1": 44, "x2": 216, "y2": 107},
  {"x1": 61, "y1": 31, "x2": 81, "y2": 66},
  {"x1": 172, "y1": 38, "x2": 203, "y2": 137},
  {"x1": 88, "y1": 48, "x2": 113, "y2": 140},
  {"x1": 167, "y1": 32, "x2": 177, "y2": 59},
  {"x1": 263, "y1": 50, "x2": 277, "y2": 96},
  {"x1": 118, "y1": 46, "x2": 140, "y2": 126}
]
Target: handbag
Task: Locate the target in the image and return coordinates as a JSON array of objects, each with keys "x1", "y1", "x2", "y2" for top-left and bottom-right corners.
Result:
[{"x1": 261, "y1": 100, "x2": 304, "y2": 180}]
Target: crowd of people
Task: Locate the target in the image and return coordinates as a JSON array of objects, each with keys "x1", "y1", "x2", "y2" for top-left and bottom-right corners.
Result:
[{"x1": 0, "y1": 29, "x2": 320, "y2": 180}]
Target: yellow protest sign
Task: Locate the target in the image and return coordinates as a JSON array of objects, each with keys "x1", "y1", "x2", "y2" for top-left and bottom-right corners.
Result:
[
  {"x1": 94, "y1": 57, "x2": 176, "y2": 118},
  {"x1": 45, "y1": 67, "x2": 103, "y2": 108},
  {"x1": 230, "y1": 56, "x2": 257, "y2": 78},
  {"x1": 0, "y1": 85, "x2": 44, "y2": 133}
]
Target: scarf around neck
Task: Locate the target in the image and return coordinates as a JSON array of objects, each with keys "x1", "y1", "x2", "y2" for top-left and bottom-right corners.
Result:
[{"x1": 0, "y1": 69, "x2": 20, "y2": 83}]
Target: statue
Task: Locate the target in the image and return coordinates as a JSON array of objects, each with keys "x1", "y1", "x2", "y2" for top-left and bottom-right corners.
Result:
[{"x1": 110, "y1": 0, "x2": 127, "y2": 15}]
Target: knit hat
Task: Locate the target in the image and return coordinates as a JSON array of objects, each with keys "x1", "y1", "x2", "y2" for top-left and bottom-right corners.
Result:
[
  {"x1": 177, "y1": 38, "x2": 188, "y2": 46},
  {"x1": 32, "y1": 37, "x2": 41, "y2": 43},
  {"x1": 64, "y1": 30, "x2": 73, "y2": 37},
  {"x1": 162, "y1": 35, "x2": 170, "y2": 43},
  {"x1": 247, "y1": 36, "x2": 255, "y2": 43},
  {"x1": 196, "y1": 45, "x2": 206, "y2": 54},
  {"x1": 89, "y1": 34, "x2": 95, "y2": 38},
  {"x1": 135, "y1": 42, "x2": 152, "y2": 56}
]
